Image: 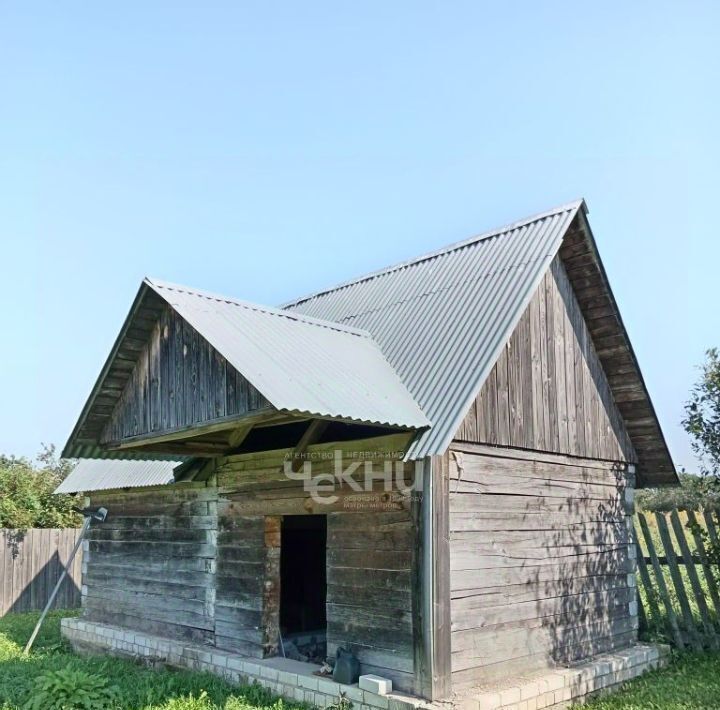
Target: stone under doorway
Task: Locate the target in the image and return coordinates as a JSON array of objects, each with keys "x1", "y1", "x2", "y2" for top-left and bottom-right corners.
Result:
[{"x1": 279, "y1": 514, "x2": 327, "y2": 663}]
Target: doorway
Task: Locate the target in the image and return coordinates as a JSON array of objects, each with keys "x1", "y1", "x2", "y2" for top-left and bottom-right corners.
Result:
[{"x1": 280, "y1": 515, "x2": 327, "y2": 661}]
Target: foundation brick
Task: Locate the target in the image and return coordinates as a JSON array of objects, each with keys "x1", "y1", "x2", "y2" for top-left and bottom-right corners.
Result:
[
  {"x1": 477, "y1": 692, "x2": 502, "y2": 710},
  {"x1": 60, "y1": 619, "x2": 669, "y2": 710}
]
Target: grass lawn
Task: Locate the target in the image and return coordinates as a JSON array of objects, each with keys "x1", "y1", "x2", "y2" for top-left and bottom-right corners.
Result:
[
  {"x1": 0, "y1": 611, "x2": 311, "y2": 710},
  {"x1": 3, "y1": 611, "x2": 720, "y2": 709},
  {"x1": 576, "y1": 652, "x2": 720, "y2": 710}
]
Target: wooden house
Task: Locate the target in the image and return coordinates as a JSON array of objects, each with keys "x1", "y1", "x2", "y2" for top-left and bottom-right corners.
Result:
[{"x1": 58, "y1": 200, "x2": 676, "y2": 709}]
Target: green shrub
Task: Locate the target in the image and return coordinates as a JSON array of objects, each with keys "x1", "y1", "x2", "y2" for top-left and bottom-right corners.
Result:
[
  {"x1": 0, "y1": 445, "x2": 80, "y2": 529},
  {"x1": 636, "y1": 472, "x2": 720, "y2": 513},
  {"x1": 23, "y1": 667, "x2": 118, "y2": 710}
]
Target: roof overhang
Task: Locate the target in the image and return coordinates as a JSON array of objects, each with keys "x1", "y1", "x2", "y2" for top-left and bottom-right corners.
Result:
[
  {"x1": 55, "y1": 458, "x2": 180, "y2": 494},
  {"x1": 558, "y1": 206, "x2": 677, "y2": 486},
  {"x1": 63, "y1": 279, "x2": 429, "y2": 460}
]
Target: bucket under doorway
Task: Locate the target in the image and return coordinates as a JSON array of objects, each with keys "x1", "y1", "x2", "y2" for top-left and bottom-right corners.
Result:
[{"x1": 280, "y1": 514, "x2": 327, "y2": 663}]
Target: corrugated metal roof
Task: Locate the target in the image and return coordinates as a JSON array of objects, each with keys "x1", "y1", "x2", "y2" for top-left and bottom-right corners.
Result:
[
  {"x1": 61, "y1": 198, "x2": 676, "y2": 490},
  {"x1": 60, "y1": 448, "x2": 183, "y2": 462},
  {"x1": 144, "y1": 278, "x2": 430, "y2": 430},
  {"x1": 284, "y1": 200, "x2": 584, "y2": 459},
  {"x1": 55, "y1": 458, "x2": 180, "y2": 494}
]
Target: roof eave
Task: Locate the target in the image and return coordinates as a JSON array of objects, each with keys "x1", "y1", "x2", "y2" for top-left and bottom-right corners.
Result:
[
  {"x1": 563, "y1": 209, "x2": 678, "y2": 486},
  {"x1": 61, "y1": 281, "x2": 157, "y2": 459}
]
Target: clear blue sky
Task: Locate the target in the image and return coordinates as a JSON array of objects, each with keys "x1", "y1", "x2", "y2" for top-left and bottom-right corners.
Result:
[{"x1": 1, "y1": 2, "x2": 717, "y2": 472}]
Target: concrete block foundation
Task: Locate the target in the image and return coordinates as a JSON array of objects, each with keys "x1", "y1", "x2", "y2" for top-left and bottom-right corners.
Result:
[
  {"x1": 61, "y1": 618, "x2": 423, "y2": 710},
  {"x1": 468, "y1": 643, "x2": 671, "y2": 710},
  {"x1": 61, "y1": 618, "x2": 669, "y2": 710}
]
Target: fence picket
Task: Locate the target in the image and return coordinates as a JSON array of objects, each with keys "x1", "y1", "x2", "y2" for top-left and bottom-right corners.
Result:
[
  {"x1": 686, "y1": 510, "x2": 720, "y2": 620},
  {"x1": 669, "y1": 510, "x2": 718, "y2": 649},
  {"x1": 635, "y1": 540, "x2": 661, "y2": 625},
  {"x1": 637, "y1": 584, "x2": 648, "y2": 633},
  {"x1": 704, "y1": 509, "x2": 720, "y2": 547},
  {"x1": 637, "y1": 513, "x2": 685, "y2": 649},
  {"x1": 655, "y1": 512, "x2": 704, "y2": 651}
]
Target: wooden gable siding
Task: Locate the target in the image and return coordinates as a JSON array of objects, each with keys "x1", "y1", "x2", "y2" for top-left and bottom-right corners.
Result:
[
  {"x1": 102, "y1": 306, "x2": 270, "y2": 445},
  {"x1": 456, "y1": 256, "x2": 635, "y2": 463}
]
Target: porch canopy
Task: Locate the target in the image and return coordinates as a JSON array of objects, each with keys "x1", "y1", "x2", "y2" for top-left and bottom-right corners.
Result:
[{"x1": 63, "y1": 278, "x2": 429, "y2": 462}]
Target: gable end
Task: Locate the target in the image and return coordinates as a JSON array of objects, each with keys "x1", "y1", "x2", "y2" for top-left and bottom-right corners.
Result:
[
  {"x1": 455, "y1": 209, "x2": 676, "y2": 485},
  {"x1": 101, "y1": 304, "x2": 271, "y2": 447},
  {"x1": 456, "y1": 255, "x2": 636, "y2": 464}
]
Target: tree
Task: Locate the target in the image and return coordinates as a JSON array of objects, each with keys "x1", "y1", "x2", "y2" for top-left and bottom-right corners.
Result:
[
  {"x1": 683, "y1": 348, "x2": 720, "y2": 480},
  {"x1": 0, "y1": 445, "x2": 81, "y2": 529}
]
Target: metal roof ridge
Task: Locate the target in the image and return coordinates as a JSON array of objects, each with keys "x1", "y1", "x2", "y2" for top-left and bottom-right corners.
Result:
[
  {"x1": 144, "y1": 277, "x2": 371, "y2": 338},
  {"x1": 281, "y1": 199, "x2": 586, "y2": 309}
]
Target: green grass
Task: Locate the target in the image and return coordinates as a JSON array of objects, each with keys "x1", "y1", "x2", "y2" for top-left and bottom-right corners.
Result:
[
  {"x1": 4, "y1": 611, "x2": 720, "y2": 710},
  {"x1": 577, "y1": 652, "x2": 720, "y2": 709},
  {"x1": 0, "y1": 611, "x2": 312, "y2": 710}
]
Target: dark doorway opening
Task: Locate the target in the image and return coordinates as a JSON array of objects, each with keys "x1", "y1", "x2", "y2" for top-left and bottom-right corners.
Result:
[{"x1": 280, "y1": 515, "x2": 327, "y2": 662}]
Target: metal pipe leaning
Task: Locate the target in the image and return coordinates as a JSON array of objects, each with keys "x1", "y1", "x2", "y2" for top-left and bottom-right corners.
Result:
[{"x1": 23, "y1": 507, "x2": 108, "y2": 655}]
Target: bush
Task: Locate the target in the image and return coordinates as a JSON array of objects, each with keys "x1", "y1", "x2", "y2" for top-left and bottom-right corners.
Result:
[
  {"x1": 636, "y1": 472, "x2": 720, "y2": 513},
  {"x1": 0, "y1": 445, "x2": 80, "y2": 529},
  {"x1": 23, "y1": 667, "x2": 118, "y2": 710}
]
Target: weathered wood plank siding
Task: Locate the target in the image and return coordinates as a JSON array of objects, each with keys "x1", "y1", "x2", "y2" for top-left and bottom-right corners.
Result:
[
  {"x1": 215, "y1": 434, "x2": 419, "y2": 692},
  {"x1": 456, "y1": 256, "x2": 635, "y2": 463},
  {"x1": 83, "y1": 483, "x2": 217, "y2": 644},
  {"x1": 102, "y1": 306, "x2": 270, "y2": 444},
  {"x1": 447, "y1": 444, "x2": 637, "y2": 689},
  {"x1": 327, "y1": 511, "x2": 416, "y2": 691},
  {"x1": 1, "y1": 529, "x2": 83, "y2": 616},
  {"x1": 214, "y1": 511, "x2": 266, "y2": 658}
]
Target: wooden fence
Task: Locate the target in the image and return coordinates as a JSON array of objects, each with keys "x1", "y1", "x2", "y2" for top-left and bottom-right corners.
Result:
[
  {"x1": 0, "y1": 528, "x2": 83, "y2": 616},
  {"x1": 635, "y1": 509, "x2": 720, "y2": 650}
]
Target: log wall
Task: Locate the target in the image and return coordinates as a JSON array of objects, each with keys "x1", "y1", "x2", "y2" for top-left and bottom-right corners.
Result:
[
  {"x1": 84, "y1": 482, "x2": 217, "y2": 645},
  {"x1": 327, "y1": 511, "x2": 416, "y2": 690},
  {"x1": 446, "y1": 443, "x2": 637, "y2": 689},
  {"x1": 215, "y1": 434, "x2": 419, "y2": 692},
  {"x1": 80, "y1": 434, "x2": 420, "y2": 694}
]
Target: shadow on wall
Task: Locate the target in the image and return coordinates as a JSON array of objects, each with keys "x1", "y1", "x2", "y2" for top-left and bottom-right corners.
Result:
[
  {"x1": 536, "y1": 463, "x2": 634, "y2": 666},
  {"x1": 535, "y1": 262, "x2": 636, "y2": 664},
  {"x1": 1, "y1": 530, "x2": 82, "y2": 616}
]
